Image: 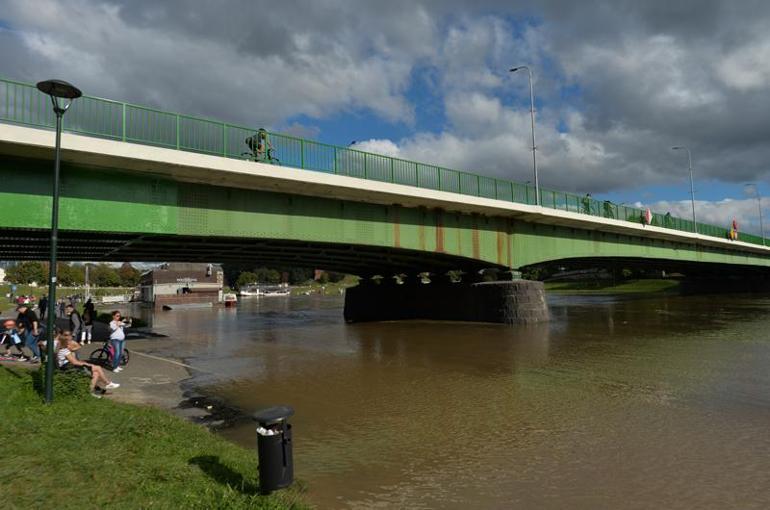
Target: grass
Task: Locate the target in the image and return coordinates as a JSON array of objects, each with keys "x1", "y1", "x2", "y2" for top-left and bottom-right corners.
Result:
[
  {"x1": 0, "y1": 366, "x2": 308, "y2": 510},
  {"x1": 544, "y1": 278, "x2": 681, "y2": 295}
]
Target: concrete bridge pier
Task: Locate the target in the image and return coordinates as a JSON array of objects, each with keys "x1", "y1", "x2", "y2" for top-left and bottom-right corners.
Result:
[{"x1": 344, "y1": 279, "x2": 549, "y2": 325}]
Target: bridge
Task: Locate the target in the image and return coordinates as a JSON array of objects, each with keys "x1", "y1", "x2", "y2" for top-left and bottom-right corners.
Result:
[{"x1": 1, "y1": 77, "x2": 769, "y2": 322}]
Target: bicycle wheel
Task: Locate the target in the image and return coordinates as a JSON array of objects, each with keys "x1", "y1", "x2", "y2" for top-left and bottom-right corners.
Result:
[
  {"x1": 89, "y1": 348, "x2": 111, "y2": 367},
  {"x1": 120, "y1": 349, "x2": 130, "y2": 366}
]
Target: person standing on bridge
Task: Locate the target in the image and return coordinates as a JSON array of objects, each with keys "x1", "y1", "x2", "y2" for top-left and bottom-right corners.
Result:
[{"x1": 582, "y1": 193, "x2": 592, "y2": 215}]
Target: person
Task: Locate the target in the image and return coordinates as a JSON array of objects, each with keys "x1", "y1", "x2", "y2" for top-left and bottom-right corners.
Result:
[
  {"x1": 56, "y1": 330, "x2": 119, "y2": 398},
  {"x1": 84, "y1": 298, "x2": 95, "y2": 321},
  {"x1": 38, "y1": 295, "x2": 48, "y2": 321},
  {"x1": 58, "y1": 299, "x2": 66, "y2": 318},
  {"x1": 1, "y1": 319, "x2": 25, "y2": 359},
  {"x1": 109, "y1": 311, "x2": 131, "y2": 373},
  {"x1": 65, "y1": 305, "x2": 83, "y2": 345},
  {"x1": 81, "y1": 305, "x2": 94, "y2": 344},
  {"x1": 16, "y1": 304, "x2": 40, "y2": 362},
  {"x1": 582, "y1": 193, "x2": 592, "y2": 214}
]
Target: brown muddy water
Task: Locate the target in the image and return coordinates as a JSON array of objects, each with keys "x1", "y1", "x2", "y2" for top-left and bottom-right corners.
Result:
[{"x1": 134, "y1": 293, "x2": 770, "y2": 509}]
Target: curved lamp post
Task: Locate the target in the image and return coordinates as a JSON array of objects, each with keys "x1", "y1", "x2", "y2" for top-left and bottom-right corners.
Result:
[
  {"x1": 510, "y1": 66, "x2": 539, "y2": 205},
  {"x1": 36, "y1": 79, "x2": 82, "y2": 404},
  {"x1": 671, "y1": 146, "x2": 697, "y2": 233},
  {"x1": 745, "y1": 182, "x2": 765, "y2": 246}
]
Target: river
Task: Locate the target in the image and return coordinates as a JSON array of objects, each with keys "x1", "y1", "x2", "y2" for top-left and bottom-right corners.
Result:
[{"x1": 131, "y1": 292, "x2": 770, "y2": 509}]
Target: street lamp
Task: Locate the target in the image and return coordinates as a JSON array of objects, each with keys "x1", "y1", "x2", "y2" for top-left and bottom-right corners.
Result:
[
  {"x1": 510, "y1": 66, "x2": 539, "y2": 205},
  {"x1": 745, "y1": 183, "x2": 765, "y2": 246},
  {"x1": 36, "y1": 79, "x2": 82, "y2": 404},
  {"x1": 671, "y1": 146, "x2": 697, "y2": 233}
]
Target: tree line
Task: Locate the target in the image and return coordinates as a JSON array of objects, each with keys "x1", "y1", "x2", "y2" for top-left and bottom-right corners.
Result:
[
  {"x1": 221, "y1": 264, "x2": 346, "y2": 289},
  {"x1": 5, "y1": 262, "x2": 142, "y2": 287}
]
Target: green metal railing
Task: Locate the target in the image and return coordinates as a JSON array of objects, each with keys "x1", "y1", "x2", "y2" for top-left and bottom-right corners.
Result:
[{"x1": 1, "y1": 77, "x2": 766, "y2": 248}]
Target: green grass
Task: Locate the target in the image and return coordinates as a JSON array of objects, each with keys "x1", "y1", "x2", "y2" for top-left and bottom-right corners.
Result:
[
  {"x1": 0, "y1": 366, "x2": 308, "y2": 510},
  {"x1": 544, "y1": 278, "x2": 681, "y2": 295}
]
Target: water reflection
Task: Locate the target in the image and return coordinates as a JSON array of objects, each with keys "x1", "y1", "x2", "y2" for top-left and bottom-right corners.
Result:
[{"x1": 135, "y1": 293, "x2": 770, "y2": 509}]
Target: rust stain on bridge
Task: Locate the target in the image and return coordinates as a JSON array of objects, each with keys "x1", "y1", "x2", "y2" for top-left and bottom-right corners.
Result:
[{"x1": 436, "y1": 210, "x2": 445, "y2": 253}]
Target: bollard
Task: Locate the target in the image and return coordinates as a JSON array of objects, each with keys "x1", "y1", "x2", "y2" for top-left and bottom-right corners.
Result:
[{"x1": 253, "y1": 405, "x2": 294, "y2": 494}]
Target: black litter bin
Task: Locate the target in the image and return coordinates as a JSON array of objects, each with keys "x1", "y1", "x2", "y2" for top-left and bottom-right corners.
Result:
[{"x1": 254, "y1": 405, "x2": 295, "y2": 494}]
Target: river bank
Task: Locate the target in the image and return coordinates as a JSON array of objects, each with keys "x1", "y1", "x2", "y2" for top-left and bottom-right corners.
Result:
[
  {"x1": 0, "y1": 365, "x2": 306, "y2": 509},
  {"x1": 544, "y1": 278, "x2": 680, "y2": 294}
]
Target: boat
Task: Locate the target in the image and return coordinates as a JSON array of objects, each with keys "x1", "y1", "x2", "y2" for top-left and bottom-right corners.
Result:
[
  {"x1": 238, "y1": 285, "x2": 291, "y2": 297},
  {"x1": 223, "y1": 293, "x2": 238, "y2": 307}
]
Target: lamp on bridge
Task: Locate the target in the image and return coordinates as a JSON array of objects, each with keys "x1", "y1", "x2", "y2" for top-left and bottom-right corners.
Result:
[
  {"x1": 745, "y1": 183, "x2": 765, "y2": 246},
  {"x1": 671, "y1": 146, "x2": 697, "y2": 234},
  {"x1": 36, "y1": 79, "x2": 82, "y2": 404},
  {"x1": 509, "y1": 66, "x2": 540, "y2": 206}
]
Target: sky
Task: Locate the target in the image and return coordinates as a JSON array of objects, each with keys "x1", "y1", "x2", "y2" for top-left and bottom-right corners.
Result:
[{"x1": 1, "y1": 0, "x2": 770, "y2": 233}]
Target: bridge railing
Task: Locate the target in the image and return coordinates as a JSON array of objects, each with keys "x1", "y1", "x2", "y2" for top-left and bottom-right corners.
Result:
[{"x1": 1, "y1": 77, "x2": 766, "y2": 248}]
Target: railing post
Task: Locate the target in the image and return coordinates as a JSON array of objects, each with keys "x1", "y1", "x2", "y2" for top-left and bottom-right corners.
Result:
[
  {"x1": 175, "y1": 114, "x2": 180, "y2": 150},
  {"x1": 121, "y1": 103, "x2": 126, "y2": 142},
  {"x1": 363, "y1": 153, "x2": 368, "y2": 179},
  {"x1": 477, "y1": 175, "x2": 481, "y2": 196},
  {"x1": 222, "y1": 123, "x2": 227, "y2": 156},
  {"x1": 390, "y1": 158, "x2": 394, "y2": 182},
  {"x1": 333, "y1": 147, "x2": 338, "y2": 174},
  {"x1": 300, "y1": 139, "x2": 305, "y2": 169},
  {"x1": 437, "y1": 167, "x2": 442, "y2": 191}
]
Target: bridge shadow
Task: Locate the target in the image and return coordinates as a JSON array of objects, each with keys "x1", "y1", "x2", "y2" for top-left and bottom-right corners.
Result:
[{"x1": 188, "y1": 455, "x2": 260, "y2": 495}]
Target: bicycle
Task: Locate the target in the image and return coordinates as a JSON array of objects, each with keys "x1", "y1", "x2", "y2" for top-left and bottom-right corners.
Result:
[{"x1": 88, "y1": 339, "x2": 130, "y2": 368}]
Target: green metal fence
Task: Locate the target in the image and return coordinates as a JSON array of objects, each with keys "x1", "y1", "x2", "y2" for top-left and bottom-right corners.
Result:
[{"x1": 1, "y1": 77, "x2": 766, "y2": 248}]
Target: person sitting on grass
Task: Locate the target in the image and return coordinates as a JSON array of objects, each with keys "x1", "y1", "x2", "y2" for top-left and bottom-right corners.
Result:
[{"x1": 56, "y1": 330, "x2": 120, "y2": 398}]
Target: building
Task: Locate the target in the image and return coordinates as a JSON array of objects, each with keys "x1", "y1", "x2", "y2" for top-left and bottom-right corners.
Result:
[{"x1": 139, "y1": 263, "x2": 223, "y2": 308}]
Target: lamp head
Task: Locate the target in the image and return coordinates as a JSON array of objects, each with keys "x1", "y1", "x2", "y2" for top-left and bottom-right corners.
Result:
[{"x1": 36, "y1": 79, "x2": 82, "y2": 99}]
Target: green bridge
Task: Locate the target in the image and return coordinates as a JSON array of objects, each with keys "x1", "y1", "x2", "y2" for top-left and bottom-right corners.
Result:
[{"x1": 1, "y1": 77, "x2": 769, "y2": 279}]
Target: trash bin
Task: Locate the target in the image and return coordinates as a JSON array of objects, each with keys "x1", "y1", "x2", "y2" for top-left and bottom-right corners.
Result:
[{"x1": 254, "y1": 405, "x2": 295, "y2": 494}]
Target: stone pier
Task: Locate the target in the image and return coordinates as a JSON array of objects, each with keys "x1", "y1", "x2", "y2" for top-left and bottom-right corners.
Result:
[{"x1": 344, "y1": 280, "x2": 549, "y2": 325}]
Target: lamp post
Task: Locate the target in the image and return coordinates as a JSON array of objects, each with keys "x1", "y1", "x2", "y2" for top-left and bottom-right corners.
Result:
[
  {"x1": 36, "y1": 79, "x2": 82, "y2": 404},
  {"x1": 745, "y1": 183, "x2": 765, "y2": 245},
  {"x1": 509, "y1": 66, "x2": 539, "y2": 205},
  {"x1": 671, "y1": 146, "x2": 696, "y2": 233}
]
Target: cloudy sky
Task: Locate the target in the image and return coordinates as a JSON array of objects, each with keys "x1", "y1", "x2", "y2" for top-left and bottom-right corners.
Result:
[{"x1": 2, "y1": 0, "x2": 769, "y2": 233}]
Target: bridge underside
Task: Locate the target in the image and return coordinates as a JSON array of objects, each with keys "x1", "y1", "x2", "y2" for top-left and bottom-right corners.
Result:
[{"x1": 0, "y1": 227, "x2": 497, "y2": 277}]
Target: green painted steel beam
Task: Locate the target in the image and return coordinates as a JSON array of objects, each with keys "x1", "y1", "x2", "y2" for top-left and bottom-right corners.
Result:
[{"x1": 2, "y1": 155, "x2": 770, "y2": 275}]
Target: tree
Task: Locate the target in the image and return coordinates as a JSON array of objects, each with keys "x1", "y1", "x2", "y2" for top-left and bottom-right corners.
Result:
[
  {"x1": 6, "y1": 261, "x2": 47, "y2": 285},
  {"x1": 236, "y1": 271, "x2": 258, "y2": 289},
  {"x1": 118, "y1": 263, "x2": 141, "y2": 287},
  {"x1": 91, "y1": 263, "x2": 121, "y2": 287},
  {"x1": 288, "y1": 267, "x2": 313, "y2": 285},
  {"x1": 57, "y1": 263, "x2": 85, "y2": 286},
  {"x1": 254, "y1": 267, "x2": 281, "y2": 284}
]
